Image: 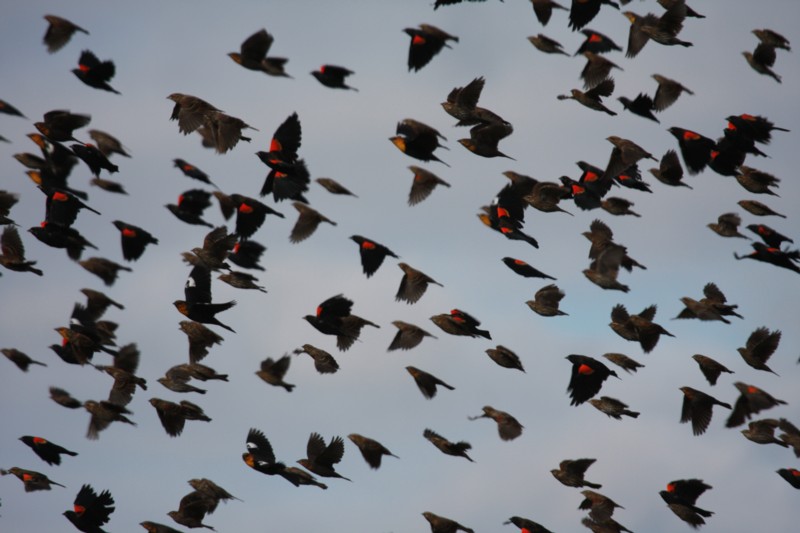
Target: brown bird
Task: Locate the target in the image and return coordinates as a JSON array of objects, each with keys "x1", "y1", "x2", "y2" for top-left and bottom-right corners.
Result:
[
  {"x1": 524, "y1": 181, "x2": 573, "y2": 216},
  {"x1": 297, "y1": 433, "x2": 351, "y2": 481},
  {"x1": 601, "y1": 197, "x2": 640, "y2": 217},
  {"x1": 708, "y1": 212, "x2": 749, "y2": 239},
  {"x1": 396, "y1": 262, "x2": 443, "y2": 304},
  {"x1": 88, "y1": 129, "x2": 130, "y2": 158},
  {"x1": 179, "y1": 321, "x2": 224, "y2": 364},
  {"x1": 168, "y1": 489, "x2": 217, "y2": 531},
  {"x1": 303, "y1": 294, "x2": 379, "y2": 351},
  {"x1": 158, "y1": 366, "x2": 208, "y2": 395},
  {"x1": 691, "y1": 354, "x2": 734, "y2": 386},
  {"x1": 458, "y1": 121, "x2": 515, "y2": 159},
  {"x1": 94, "y1": 343, "x2": 147, "y2": 406},
  {"x1": 83, "y1": 399, "x2": 136, "y2": 440},
  {"x1": 727, "y1": 382, "x2": 788, "y2": 428},
  {"x1": 79, "y1": 257, "x2": 132, "y2": 286},
  {"x1": 422, "y1": 511, "x2": 474, "y2": 533},
  {"x1": 290, "y1": 202, "x2": 336, "y2": 243},
  {"x1": 468, "y1": 405, "x2": 524, "y2": 441},
  {"x1": 602, "y1": 353, "x2": 643, "y2": 374},
  {"x1": 736, "y1": 166, "x2": 780, "y2": 195},
  {"x1": 228, "y1": 28, "x2": 290, "y2": 77},
  {"x1": 1, "y1": 467, "x2": 65, "y2": 491},
  {"x1": 579, "y1": 489, "x2": 624, "y2": 523},
  {"x1": 255, "y1": 354, "x2": 295, "y2": 392},
  {"x1": 441, "y1": 76, "x2": 506, "y2": 127},
  {"x1": 679, "y1": 386, "x2": 732, "y2": 436},
  {"x1": 675, "y1": 282, "x2": 743, "y2": 323},
  {"x1": 218, "y1": 271, "x2": 266, "y2": 293},
  {"x1": 743, "y1": 43, "x2": 782, "y2": 83},
  {"x1": 527, "y1": 283, "x2": 568, "y2": 316},
  {"x1": 528, "y1": 34, "x2": 570, "y2": 56},
  {"x1": 388, "y1": 321, "x2": 437, "y2": 351},
  {"x1": 404, "y1": 24, "x2": 459, "y2": 71},
  {"x1": 566, "y1": 354, "x2": 619, "y2": 406},
  {"x1": 406, "y1": 366, "x2": 455, "y2": 399},
  {"x1": 738, "y1": 327, "x2": 781, "y2": 375},
  {"x1": 778, "y1": 419, "x2": 800, "y2": 457},
  {"x1": 423, "y1": 428, "x2": 474, "y2": 462},
  {"x1": 623, "y1": 3, "x2": 691, "y2": 58},
  {"x1": 551, "y1": 458, "x2": 602, "y2": 489},
  {"x1": 294, "y1": 344, "x2": 339, "y2": 374},
  {"x1": 43, "y1": 14, "x2": 88, "y2": 53},
  {"x1": 35, "y1": 109, "x2": 91, "y2": 143},
  {"x1": 603, "y1": 135, "x2": 656, "y2": 182},
  {"x1": 167, "y1": 93, "x2": 256, "y2": 153},
  {"x1": 315, "y1": 177, "x2": 357, "y2": 197},
  {"x1": 485, "y1": 345, "x2": 525, "y2": 372},
  {"x1": 50, "y1": 386, "x2": 82, "y2": 409},
  {"x1": 2, "y1": 348, "x2": 47, "y2": 372},
  {"x1": 407, "y1": 165, "x2": 451, "y2": 205},
  {"x1": 149, "y1": 398, "x2": 211, "y2": 437},
  {"x1": 741, "y1": 419, "x2": 788, "y2": 447},
  {"x1": 557, "y1": 78, "x2": 617, "y2": 116},
  {"x1": 348, "y1": 433, "x2": 399, "y2": 469},
  {"x1": 589, "y1": 396, "x2": 640, "y2": 419},
  {"x1": 430, "y1": 309, "x2": 491, "y2": 339},
  {"x1": 651, "y1": 74, "x2": 694, "y2": 111},
  {"x1": 580, "y1": 52, "x2": 622, "y2": 90},
  {"x1": 531, "y1": 0, "x2": 568, "y2": 26},
  {"x1": 610, "y1": 303, "x2": 674, "y2": 353}
]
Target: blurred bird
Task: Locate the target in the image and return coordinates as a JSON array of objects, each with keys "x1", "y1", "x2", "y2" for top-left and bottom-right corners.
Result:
[
  {"x1": 468, "y1": 406, "x2": 524, "y2": 440},
  {"x1": 72, "y1": 50, "x2": 120, "y2": 94},
  {"x1": 610, "y1": 303, "x2": 673, "y2": 353},
  {"x1": 350, "y1": 235, "x2": 399, "y2": 277},
  {"x1": 505, "y1": 515, "x2": 555, "y2": 533},
  {"x1": 737, "y1": 327, "x2": 781, "y2": 375},
  {"x1": 430, "y1": 308, "x2": 491, "y2": 339},
  {"x1": 406, "y1": 366, "x2": 455, "y2": 399},
  {"x1": 734, "y1": 242, "x2": 800, "y2": 274},
  {"x1": 316, "y1": 177, "x2": 357, "y2": 197},
  {"x1": 404, "y1": 24, "x2": 459, "y2": 71},
  {"x1": 19, "y1": 436, "x2": 77, "y2": 466},
  {"x1": 0, "y1": 226, "x2": 43, "y2": 276},
  {"x1": 112, "y1": 220, "x2": 158, "y2": 261},
  {"x1": 679, "y1": 386, "x2": 731, "y2": 435},
  {"x1": 776, "y1": 468, "x2": 800, "y2": 489},
  {"x1": 396, "y1": 262, "x2": 443, "y2": 304},
  {"x1": 35, "y1": 109, "x2": 91, "y2": 143},
  {"x1": 242, "y1": 427, "x2": 294, "y2": 484},
  {"x1": 174, "y1": 265, "x2": 237, "y2": 333},
  {"x1": 649, "y1": 149, "x2": 691, "y2": 188},
  {"x1": 83, "y1": 399, "x2": 136, "y2": 440},
  {"x1": 442, "y1": 76, "x2": 507, "y2": 127},
  {"x1": 255, "y1": 354, "x2": 295, "y2": 392},
  {"x1": 602, "y1": 353, "x2": 643, "y2": 374},
  {"x1": 88, "y1": 129, "x2": 130, "y2": 158},
  {"x1": 528, "y1": 34, "x2": 570, "y2": 56},
  {"x1": 741, "y1": 419, "x2": 787, "y2": 447},
  {"x1": 388, "y1": 320, "x2": 436, "y2": 351},
  {"x1": 580, "y1": 52, "x2": 622, "y2": 89},
  {"x1": 43, "y1": 15, "x2": 88, "y2": 53},
  {"x1": 668, "y1": 127, "x2": 715, "y2": 175},
  {"x1": 311, "y1": 65, "x2": 357, "y2": 91},
  {"x1": 735, "y1": 166, "x2": 780, "y2": 196},
  {"x1": 674, "y1": 282, "x2": 743, "y2": 323},
  {"x1": 423, "y1": 428, "x2": 473, "y2": 462},
  {"x1": 228, "y1": 239, "x2": 266, "y2": 271},
  {"x1": 168, "y1": 489, "x2": 216, "y2": 530},
  {"x1": 167, "y1": 93, "x2": 256, "y2": 153},
  {"x1": 651, "y1": 74, "x2": 694, "y2": 111},
  {"x1": 173, "y1": 159, "x2": 218, "y2": 188},
  {"x1": 228, "y1": 28, "x2": 290, "y2": 77},
  {"x1": 660, "y1": 479, "x2": 714, "y2": 529},
  {"x1": 743, "y1": 42, "x2": 782, "y2": 83},
  {"x1": 623, "y1": 3, "x2": 691, "y2": 58},
  {"x1": 601, "y1": 197, "x2": 640, "y2": 217},
  {"x1": 348, "y1": 434, "x2": 399, "y2": 469},
  {"x1": 294, "y1": 344, "x2": 339, "y2": 374},
  {"x1": 230, "y1": 194, "x2": 284, "y2": 240},
  {"x1": 63, "y1": 484, "x2": 115, "y2": 532},
  {"x1": 179, "y1": 321, "x2": 224, "y2": 363},
  {"x1": 551, "y1": 458, "x2": 602, "y2": 489},
  {"x1": 558, "y1": 78, "x2": 617, "y2": 116},
  {"x1": 422, "y1": 511, "x2": 474, "y2": 533},
  {"x1": 603, "y1": 135, "x2": 656, "y2": 182},
  {"x1": 459, "y1": 121, "x2": 515, "y2": 159},
  {"x1": 617, "y1": 93, "x2": 658, "y2": 122},
  {"x1": 708, "y1": 212, "x2": 749, "y2": 239},
  {"x1": 2, "y1": 348, "x2": 47, "y2": 372},
  {"x1": 303, "y1": 294, "x2": 379, "y2": 351},
  {"x1": 569, "y1": 0, "x2": 621, "y2": 32},
  {"x1": 579, "y1": 489, "x2": 624, "y2": 523},
  {"x1": 575, "y1": 29, "x2": 622, "y2": 55},
  {"x1": 566, "y1": 354, "x2": 619, "y2": 406},
  {"x1": 501, "y1": 257, "x2": 556, "y2": 280},
  {"x1": 297, "y1": 433, "x2": 351, "y2": 481},
  {"x1": 527, "y1": 284, "x2": 568, "y2": 316},
  {"x1": 290, "y1": 203, "x2": 336, "y2": 243},
  {"x1": 95, "y1": 343, "x2": 147, "y2": 406},
  {"x1": 79, "y1": 257, "x2": 132, "y2": 286},
  {"x1": 692, "y1": 354, "x2": 734, "y2": 386},
  {"x1": 149, "y1": 398, "x2": 211, "y2": 437},
  {"x1": 2, "y1": 467, "x2": 65, "y2": 492},
  {"x1": 530, "y1": 0, "x2": 568, "y2": 26},
  {"x1": 50, "y1": 386, "x2": 82, "y2": 409},
  {"x1": 167, "y1": 189, "x2": 214, "y2": 228},
  {"x1": 407, "y1": 165, "x2": 451, "y2": 205},
  {"x1": 747, "y1": 224, "x2": 793, "y2": 248},
  {"x1": 589, "y1": 396, "x2": 640, "y2": 419}
]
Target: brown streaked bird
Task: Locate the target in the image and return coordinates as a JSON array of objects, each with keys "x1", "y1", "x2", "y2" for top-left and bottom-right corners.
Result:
[
  {"x1": 72, "y1": 49, "x2": 120, "y2": 94},
  {"x1": 282, "y1": 466, "x2": 328, "y2": 489},
  {"x1": 651, "y1": 74, "x2": 693, "y2": 111},
  {"x1": 468, "y1": 405, "x2": 523, "y2": 441},
  {"x1": 527, "y1": 283, "x2": 568, "y2": 316},
  {"x1": 524, "y1": 181, "x2": 573, "y2": 216},
  {"x1": 579, "y1": 489, "x2": 624, "y2": 523},
  {"x1": 167, "y1": 93, "x2": 256, "y2": 154},
  {"x1": 388, "y1": 320, "x2": 437, "y2": 351},
  {"x1": 407, "y1": 165, "x2": 451, "y2": 205},
  {"x1": 778, "y1": 419, "x2": 800, "y2": 457},
  {"x1": 404, "y1": 24, "x2": 459, "y2": 72},
  {"x1": 531, "y1": 0, "x2": 568, "y2": 26},
  {"x1": 610, "y1": 303, "x2": 673, "y2": 353},
  {"x1": 168, "y1": 489, "x2": 216, "y2": 531},
  {"x1": 430, "y1": 308, "x2": 491, "y2": 339},
  {"x1": 350, "y1": 235, "x2": 399, "y2": 278},
  {"x1": 738, "y1": 327, "x2": 781, "y2": 375},
  {"x1": 218, "y1": 271, "x2": 267, "y2": 293},
  {"x1": 95, "y1": 343, "x2": 147, "y2": 406},
  {"x1": 348, "y1": 433, "x2": 399, "y2": 469},
  {"x1": 188, "y1": 477, "x2": 242, "y2": 511},
  {"x1": 19, "y1": 436, "x2": 77, "y2": 466},
  {"x1": 679, "y1": 386, "x2": 732, "y2": 436},
  {"x1": 406, "y1": 366, "x2": 455, "y2": 399},
  {"x1": 743, "y1": 43, "x2": 782, "y2": 83},
  {"x1": 741, "y1": 419, "x2": 788, "y2": 447},
  {"x1": 158, "y1": 366, "x2": 207, "y2": 395},
  {"x1": 297, "y1": 433, "x2": 351, "y2": 481},
  {"x1": 736, "y1": 166, "x2": 780, "y2": 196},
  {"x1": 315, "y1": 177, "x2": 358, "y2": 197},
  {"x1": 485, "y1": 345, "x2": 525, "y2": 372},
  {"x1": 441, "y1": 76, "x2": 506, "y2": 127},
  {"x1": 649, "y1": 149, "x2": 691, "y2": 189},
  {"x1": 141, "y1": 519, "x2": 193, "y2": 531},
  {"x1": 88, "y1": 129, "x2": 130, "y2": 158},
  {"x1": 623, "y1": 3, "x2": 691, "y2": 59},
  {"x1": 0, "y1": 226, "x2": 43, "y2": 276},
  {"x1": 601, "y1": 197, "x2": 640, "y2": 217},
  {"x1": 557, "y1": 78, "x2": 617, "y2": 116},
  {"x1": 50, "y1": 386, "x2": 82, "y2": 409},
  {"x1": 79, "y1": 257, "x2": 132, "y2": 286},
  {"x1": 2, "y1": 467, "x2": 65, "y2": 492},
  {"x1": 458, "y1": 121, "x2": 515, "y2": 159},
  {"x1": 179, "y1": 321, "x2": 224, "y2": 364},
  {"x1": 396, "y1": 262, "x2": 443, "y2": 304},
  {"x1": 675, "y1": 282, "x2": 743, "y2": 323},
  {"x1": 149, "y1": 398, "x2": 211, "y2": 437},
  {"x1": 294, "y1": 344, "x2": 339, "y2": 374},
  {"x1": 602, "y1": 353, "x2": 643, "y2": 374},
  {"x1": 528, "y1": 34, "x2": 570, "y2": 56},
  {"x1": 566, "y1": 354, "x2": 619, "y2": 406},
  {"x1": 603, "y1": 135, "x2": 656, "y2": 181},
  {"x1": 228, "y1": 28, "x2": 291, "y2": 77},
  {"x1": 691, "y1": 354, "x2": 733, "y2": 386},
  {"x1": 423, "y1": 428, "x2": 474, "y2": 462},
  {"x1": 753, "y1": 28, "x2": 790, "y2": 50},
  {"x1": 422, "y1": 511, "x2": 474, "y2": 533},
  {"x1": 580, "y1": 51, "x2": 622, "y2": 90},
  {"x1": 551, "y1": 458, "x2": 602, "y2": 489},
  {"x1": 311, "y1": 64, "x2": 358, "y2": 91},
  {"x1": 583, "y1": 244, "x2": 631, "y2": 293},
  {"x1": 290, "y1": 202, "x2": 336, "y2": 243},
  {"x1": 83, "y1": 399, "x2": 136, "y2": 440},
  {"x1": 707, "y1": 212, "x2": 749, "y2": 239},
  {"x1": 255, "y1": 354, "x2": 295, "y2": 392},
  {"x1": 589, "y1": 396, "x2": 640, "y2": 420},
  {"x1": 43, "y1": 14, "x2": 88, "y2": 53},
  {"x1": 2, "y1": 348, "x2": 47, "y2": 372}
]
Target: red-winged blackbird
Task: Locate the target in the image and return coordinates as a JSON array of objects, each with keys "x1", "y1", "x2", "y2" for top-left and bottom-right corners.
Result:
[
  {"x1": 179, "y1": 320, "x2": 224, "y2": 363},
  {"x1": 423, "y1": 428, "x2": 473, "y2": 462},
  {"x1": 589, "y1": 396, "x2": 640, "y2": 419},
  {"x1": 350, "y1": 235, "x2": 399, "y2": 277},
  {"x1": 485, "y1": 345, "x2": 525, "y2": 372},
  {"x1": 83, "y1": 399, "x2": 136, "y2": 439},
  {"x1": 575, "y1": 28, "x2": 622, "y2": 55},
  {"x1": 290, "y1": 203, "x2": 336, "y2": 243},
  {"x1": 569, "y1": 0, "x2": 620, "y2": 32},
  {"x1": 741, "y1": 419, "x2": 786, "y2": 446},
  {"x1": 602, "y1": 353, "x2": 643, "y2": 374},
  {"x1": 527, "y1": 283, "x2": 568, "y2": 316},
  {"x1": 174, "y1": 265, "x2": 237, "y2": 333},
  {"x1": 63, "y1": 484, "x2": 115, "y2": 532},
  {"x1": 504, "y1": 515, "x2": 555, "y2": 533},
  {"x1": 396, "y1": 262, "x2": 443, "y2": 304},
  {"x1": 228, "y1": 239, "x2": 266, "y2": 271},
  {"x1": 530, "y1": 0, "x2": 568, "y2": 26},
  {"x1": 478, "y1": 189, "x2": 539, "y2": 247},
  {"x1": 668, "y1": 127, "x2": 715, "y2": 175},
  {"x1": 660, "y1": 479, "x2": 713, "y2": 529},
  {"x1": 579, "y1": 489, "x2": 624, "y2": 523},
  {"x1": 87, "y1": 129, "x2": 129, "y2": 158},
  {"x1": 743, "y1": 43, "x2": 782, "y2": 83},
  {"x1": 734, "y1": 242, "x2": 800, "y2": 274},
  {"x1": 256, "y1": 112, "x2": 309, "y2": 201},
  {"x1": 617, "y1": 93, "x2": 658, "y2": 122},
  {"x1": 566, "y1": 354, "x2": 618, "y2": 406},
  {"x1": 2, "y1": 348, "x2": 47, "y2": 371},
  {"x1": 430, "y1": 308, "x2": 491, "y2": 339},
  {"x1": 390, "y1": 119, "x2": 449, "y2": 166},
  {"x1": 747, "y1": 223, "x2": 793, "y2": 248},
  {"x1": 228, "y1": 29, "x2": 290, "y2": 77},
  {"x1": 1, "y1": 467, "x2": 65, "y2": 491},
  {"x1": 406, "y1": 366, "x2": 455, "y2": 399},
  {"x1": 679, "y1": 386, "x2": 732, "y2": 435},
  {"x1": 468, "y1": 405, "x2": 524, "y2": 440},
  {"x1": 0, "y1": 225, "x2": 43, "y2": 276},
  {"x1": 691, "y1": 354, "x2": 733, "y2": 386},
  {"x1": 316, "y1": 177, "x2": 358, "y2": 197},
  {"x1": 777, "y1": 468, "x2": 800, "y2": 489},
  {"x1": 242, "y1": 427, "x2": 295, "y2": 484},
  {"x1": 580, "y1": 51, "x2": 622, "y2": 89},
  {"x1": 404, "y1": 24, "x2": 459, "y2": 71},
  {"x1": 558, "y1": 78, "x2": 617, "y2": 116},
  {"x1": 388, "y1": 321, "x2": 437, "y2": 351},
  {"x1": 255, "y1": 354, "x2": 295, "y2": 392},
  {"x1": 551, "y1": 458, "x2": 602, "y2": 489},
  {"x1": 303, "y1": 294, "x2": 379, "y2": 351},
  {"x1": 407, "y1": 165, "x2": 451, "y2": 205},
  {"x1": 40, "y1": 185, "x2": 101, "y2": 227},
  {"x1": 738, "y1": 327, "x2": 781, "y2": 375},
  {"x1": 528, "y1": 34, "x2": 569, "y2": 56},
  {"x1": 624, "y1": 4, "x2": 691, "y2": 58},
  {"x1": 72, "y1": 50, "x2": 120, "y2": 94},
  {"x1": 43, "y1": 15, "x2": 89, "y2": 53},
  {"x1": 502, "y1": 257, "x2": 556, "y2": 280},
  {"x1": 229, "y1": 193, "x2": 284, "y2": 240},
  {"x1": 348, "y1": 433, "x2": 399, "y2": 469},
  {"x1": 293, "y1": 344, "x2": 339, "y2": 374},
  {"x1": 311, "y1": 65, "x2": 357, "y2": 91},
  {"x1": 167, "y1": 189, "x2": 214, "y2": 228},
  {"x1": 651, "y1": 74, "x2": 693, "y2": 111},
  {"x1": 71, "y1": 142, "x2": 119, "y2": 176},
  {"x1": 173, "y1": 159, "x2": 218, "y2": 188},
  {"x1": 149, "y1": 398, "x2": 211, "y2": 437},
  {"x1": 112, "y1": 220, "x2": 158, "y2": 261},
  {"x1": 726, "y1": 113, "x2": 789, "y2": 146},
  {"x1": 297, "y1": 433, "x2": 351, "y2": 481},
  {"x1": 422, "y1": 511, "x2": 474, "y2": 533},
  {"x1": 35, "y1": 109, "x2": 91, "y2": 143},
  {"x1": 79, "y1": 257, "x2": 132, "y2": 286}
]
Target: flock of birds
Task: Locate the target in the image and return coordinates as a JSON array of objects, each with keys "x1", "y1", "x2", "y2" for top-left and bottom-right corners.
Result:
[{"x1": 0, "y1": 1, "x2": 798, "y2": 532}]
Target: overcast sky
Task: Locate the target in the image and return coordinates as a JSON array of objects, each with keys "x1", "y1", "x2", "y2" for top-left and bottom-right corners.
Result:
[{"x1": 1, "y1": 1, "x2": 799, "y2": 532}]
